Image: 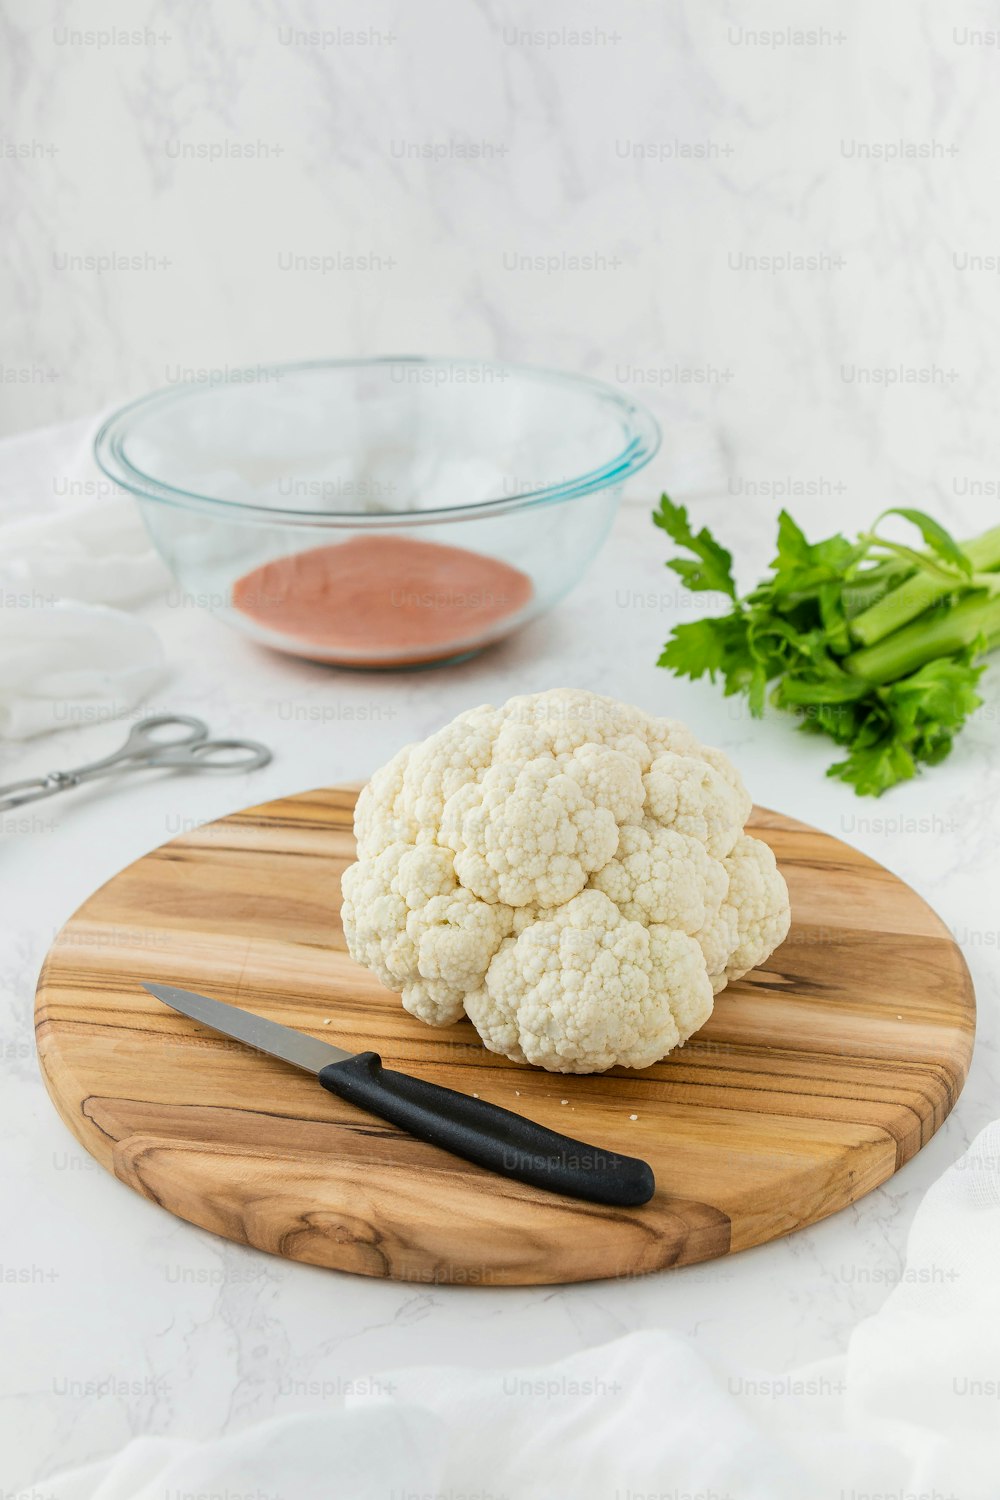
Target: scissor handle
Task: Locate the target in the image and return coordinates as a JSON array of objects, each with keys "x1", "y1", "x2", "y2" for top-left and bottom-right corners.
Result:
[
  {"x1": 120, "y1": 715, "x2": 210, "y2": 755},
  {"x1": 149, "y1": 737, "x2": 273, "y2": 774}
]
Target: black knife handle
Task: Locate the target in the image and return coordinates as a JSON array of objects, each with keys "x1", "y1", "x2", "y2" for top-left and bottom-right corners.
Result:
[{"x1": 317, "y1": 1051, "x2": 654, "y2": 1208}]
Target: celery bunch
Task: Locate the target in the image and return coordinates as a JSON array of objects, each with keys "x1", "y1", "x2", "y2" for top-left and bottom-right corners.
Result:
[{"x1": 654, "y1": 498, "x2": 1000, "y2": 796}]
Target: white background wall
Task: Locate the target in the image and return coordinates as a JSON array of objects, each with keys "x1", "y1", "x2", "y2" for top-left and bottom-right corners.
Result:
[{"x1": 3, "y1": 0, "x2": 1000, "y2": 525}]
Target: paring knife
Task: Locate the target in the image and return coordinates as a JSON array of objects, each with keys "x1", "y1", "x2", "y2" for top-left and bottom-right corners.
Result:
[{"x1": 142, "y1": 982, "x2": 655, "y2": 1208}]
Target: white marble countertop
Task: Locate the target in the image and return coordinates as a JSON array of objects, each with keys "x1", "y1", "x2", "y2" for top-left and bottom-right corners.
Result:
[{"x1": 3, "y1": 479, "x2": 999, "y2": 1489}]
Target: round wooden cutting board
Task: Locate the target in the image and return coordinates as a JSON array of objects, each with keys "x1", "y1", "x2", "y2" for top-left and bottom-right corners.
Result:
[{"x1": 35, "y1": 787, "x2": 975, "y2": 1286}]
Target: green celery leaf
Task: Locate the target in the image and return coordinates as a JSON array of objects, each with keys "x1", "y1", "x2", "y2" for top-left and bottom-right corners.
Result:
[
  {"x1": 667, "y1": 556, "x2": 731, "y2": 594},
  {"x1": 827, "y1": 740, "x2": 917, "y2": 796},
  {"x1": 747, "y1": 613, "x2": 832, "y2": 674},
  {"x1": 653, "y1": 495, "x2": 737, "y2": 597},
  {"x1": 887, "y1": 650, "x2": 985, "y2": 716},
  {"x1": 768, "y1": 511, "x2": 865, "y2": 597},
  {"x1": 773, "y1": 510, "x2": 811, "y2": 569},
  {"x1": 793, "y1": 700, "x2": 864, "y2": 744},
  {"x1": 659, "y1": 611, "x2": 765, "y2": 708},
  {"x1": 884, "y1": 651, "x2": 986, "y2": 760},
  {"x1": 656, "y1": 618, "x2": 734, "y2": 678},
  {"x1": 825, "y1": 650, "x2": 985, "y2": 794}
]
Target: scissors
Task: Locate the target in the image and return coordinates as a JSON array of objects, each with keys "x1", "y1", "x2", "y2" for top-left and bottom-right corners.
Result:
[{"x1": 0, "y1": 715, "x2": 272, "y2": 813}]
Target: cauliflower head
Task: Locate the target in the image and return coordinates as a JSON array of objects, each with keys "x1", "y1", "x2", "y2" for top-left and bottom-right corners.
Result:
[{"x1": 341, "y1": 689, "x2": 790, "y2": 1073}]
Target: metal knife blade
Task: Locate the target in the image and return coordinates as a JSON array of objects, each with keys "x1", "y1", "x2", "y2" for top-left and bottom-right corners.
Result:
[{"x1": 142, "y1": 982, "x2": 352, "y2": 1074}]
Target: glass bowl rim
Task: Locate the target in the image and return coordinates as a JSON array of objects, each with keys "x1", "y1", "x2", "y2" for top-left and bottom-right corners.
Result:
[{"x1": 93, "y1": 355, "x2": 661, "y2": 529}]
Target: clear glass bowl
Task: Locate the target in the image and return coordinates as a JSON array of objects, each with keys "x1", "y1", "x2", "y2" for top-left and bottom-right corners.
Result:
[{"x1": 95, "y1": 357, "x2": 660, "y2": 669}]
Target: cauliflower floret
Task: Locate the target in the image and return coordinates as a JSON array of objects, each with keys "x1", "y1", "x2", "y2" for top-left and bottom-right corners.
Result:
[
  {"x1": 466, "y1": 891, "x2": 713, "y2": 1074},
  {"x1": 341, "y1": 841, "x2": 513, "y2": 1024},
  {"x1": 700, "y1": 744, "x2": 754, "y2": 813},
  {"x1": 438, "y1": 757, "x2": 622, "y2": 907},
  {"x1": 353, "y1": 744, "x2": 419, "y2": 856},
  {"x1": 717, "y1": 833, "x2": 791, "y2": 985},
  {"x1": 696, "y1": 833, "x2": 791, "y2": 991},
  {"x1": 642, "y1": 751, "x2": 749, "y2": 858},
  {"x1": 694, "y1": 902, "x2": 739, "y2": 994},
  {"x1": 645, "y1": 717, "x2": 705, "y2": 760},
  {"x1": 562, "y1": 745, "x2": 646, "y2": 825},
  {"x1": 647, "y1": 923, "x2": 715, "y2": 1043},
  {"x1": 342, "y1": 690, "x2": 791, "y2": 1072},
  {"x1": 341, "y1": 842, "x2": 424, "y2": 983},
  {"x1": 589, "y1": 823, "x2": 728, "y2": 932},
  {"x1": 493, "y1": 689, "x2": 655, "y2": 766},
  {"x1": 400, "y1": 705, "x2": 503, "y2": 834}
]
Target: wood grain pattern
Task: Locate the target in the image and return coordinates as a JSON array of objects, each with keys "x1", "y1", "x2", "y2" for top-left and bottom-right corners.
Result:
[{"x1": 35, "y1": 787, "x2": 975, "y2": 1285}]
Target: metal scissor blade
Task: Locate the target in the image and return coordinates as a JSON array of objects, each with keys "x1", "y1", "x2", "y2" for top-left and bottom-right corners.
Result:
[{"x1": 142, "y1": 983, "x2": 353, "y2": 1073}]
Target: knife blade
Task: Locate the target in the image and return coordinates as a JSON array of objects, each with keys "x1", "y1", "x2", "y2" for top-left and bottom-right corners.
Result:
[{"x1": 142, "y1": 982, "x2": 655, "y2": 1208}]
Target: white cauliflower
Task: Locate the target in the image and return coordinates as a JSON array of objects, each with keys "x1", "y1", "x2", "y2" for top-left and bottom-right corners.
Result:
[{"x1": 341, "y1": 689, "x2": 790, "y2": 1073}]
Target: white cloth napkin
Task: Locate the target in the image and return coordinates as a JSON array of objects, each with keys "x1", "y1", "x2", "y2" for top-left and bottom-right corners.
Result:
[
  {"x1": 40, "y1": 1118, "x2": 1000, "y2": 1500},
  {"x1": 0, "y1": 601, "x2": 165, "y2": 740},
  {"x1": 0, "y1": 494, "x2": 168, "y2": 608},
  {"x1": 0, "y1": 416, "x2": 168, "y2": 739},
  {"x1": 0, "y1": 413, "x2": 169, "y2": 603}
]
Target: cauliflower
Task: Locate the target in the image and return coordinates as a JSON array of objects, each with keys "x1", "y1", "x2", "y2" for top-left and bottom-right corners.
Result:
[{"x1": 341, "y1": 689, "x2": 790, "y2": 1074}]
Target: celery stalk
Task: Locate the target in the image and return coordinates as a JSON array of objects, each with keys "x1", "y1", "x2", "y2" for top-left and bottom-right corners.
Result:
[
  {"x1": 845, "y1": 591, "x2": 1000, "y2": 683},
  {"x1": 848, "y1": 524, "x2": 1000, "y2": 648}
]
